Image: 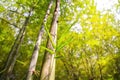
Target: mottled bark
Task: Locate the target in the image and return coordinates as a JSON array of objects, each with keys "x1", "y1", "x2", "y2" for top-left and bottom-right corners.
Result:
[
  {"x1": 26, "y1": 0, "x2": 53, "y2": 80},
  {"x1": 0, "y1": 8, "x2": 33, "y2": 80},
  {"x1": 40, "y1": 0, "x2": 60, "y2": 80}
]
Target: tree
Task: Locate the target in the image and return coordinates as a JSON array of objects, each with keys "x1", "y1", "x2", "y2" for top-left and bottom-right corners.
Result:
[
  {"x1": 0, "y1": 1, "x2": 36, "y2": 79},
  {"x1": 0, "y1": 8, "x2": 33, "y2": 80},
  {"x1": 40, "y1": 0, "x2": 60, "y2": 80},
  {"x1": 0, "y1": 0, "x2": 120, "y2": 80},
  {"x1": 26, "y1": 0, "x2": 53, "y2": 80}
]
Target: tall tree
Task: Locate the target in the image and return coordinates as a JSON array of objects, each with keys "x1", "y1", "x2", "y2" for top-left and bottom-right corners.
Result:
[
  {"x1": 0, "y1": 7, "x2": 33, "y2": 80},
  {"x1": 26, "y1": 0, "x2": 53, "y2": 80},
  {"x1": 40, "y1": 0, "x2": 60, "y2": 80}
]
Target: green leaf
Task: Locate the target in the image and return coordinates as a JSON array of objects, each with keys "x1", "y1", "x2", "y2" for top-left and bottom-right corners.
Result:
[
  {"x1": 45, "y1": 25, "x2": 56, "y2": 48},
  {"x1": 41, "y1": 46, "x2": 55, "y2": 54},
  {"x1": 0, "y1": 5, "x2": 5, "y2": 12},
  {"x1": 54, "y1": 55, "x2": 62, "y2": 59},
  {"x1": 86, "y1": 39, "x2": 99, "y2": 46},
  {"x1": 56, "y1": 37, "x2": 73, "y2": 52},
  {"x1": 0, "y1": 36, "x2": 5, "y2": 41},
  {"x1": 16, "y1": 60, "x2": 26, "y2": 65},
  {"x1": 18, "y1": 0, "x2": 27, "y2": 4}
]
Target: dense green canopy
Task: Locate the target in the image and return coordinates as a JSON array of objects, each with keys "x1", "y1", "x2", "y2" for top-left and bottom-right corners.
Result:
[{"x1": 0, "y1": 0, "x2": 120, "y2": 80}]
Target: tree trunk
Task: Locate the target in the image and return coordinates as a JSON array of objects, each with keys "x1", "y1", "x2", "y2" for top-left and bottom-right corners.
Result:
[
  {"x1": 26, "y1": 1, "x2": 53, "y2": 80},
  {"x1": 0, "y1": 8, "x2": 33, "y2": 80},
  {"x1": 40, "y1": 0, "x2": 60, "y2": 80}
]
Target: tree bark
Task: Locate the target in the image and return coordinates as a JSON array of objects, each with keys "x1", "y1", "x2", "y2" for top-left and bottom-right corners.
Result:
[
  {"x1": 26, "y1": 1, "x2": 53, "y2": 80},
  {"x1": 0, "y1": 8, "x2": 33, "y2": 80},
  {"x1": 40, "y1": 0, "x2": 60, "y2": 80}
]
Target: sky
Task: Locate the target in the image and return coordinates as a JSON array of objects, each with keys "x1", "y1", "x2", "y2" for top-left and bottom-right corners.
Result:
[
  {"x1": 95, "y1": 0, "x2": 118, "y2": 11},
  {"x1": 95, "y1": 0, "x2": 120, "y2": 20}
]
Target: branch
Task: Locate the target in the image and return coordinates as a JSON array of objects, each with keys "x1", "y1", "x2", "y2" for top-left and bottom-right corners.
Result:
[
  {"x1": 8, "y1": 10, "x2": 23, "y2": 16},
  {"x1": 0, "y1": 17, "x2": 18, "y2": 28}
]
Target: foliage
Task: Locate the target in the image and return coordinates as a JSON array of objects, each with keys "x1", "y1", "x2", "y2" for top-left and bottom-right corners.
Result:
[{"x1": 0, "y1": 0, "x2": 120, "y2": 80}]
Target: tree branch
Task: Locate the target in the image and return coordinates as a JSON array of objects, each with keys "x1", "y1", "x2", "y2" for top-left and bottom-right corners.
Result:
[{"x1": 0, "y1": 17, "x2": 18, "y2": 28}]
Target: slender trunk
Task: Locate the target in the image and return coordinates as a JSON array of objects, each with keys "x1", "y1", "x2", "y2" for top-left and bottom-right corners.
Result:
[
  {"x1": 26, "y1": 1, "x2": 53, "y2": 80},
  {"x1": 0, "y1": 8, "x2": 33, "y2": 80},
  {"x1": 40, "y1": 0, "x2": 60, "y2": 80}
]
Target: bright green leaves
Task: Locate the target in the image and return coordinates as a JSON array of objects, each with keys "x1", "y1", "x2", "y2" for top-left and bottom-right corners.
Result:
[
  {"x1": 41, "y1": 46, "x2": 55, "y2": 54},
  {"x1": 87, "y1": 39, "x2": 99, "y2": 47},
  {"x1": 18, "y1": 0, "x2": 27, "y2": 3},
  {"x1": 0, "y1": 30, "x2": 5, "y2": 42},
  {"x1": 55, "y1": 0, "x2": 120, "y2": 79},
  {"x1": 56, "y1": 37, "x2": 73, "y2": 52},
  {"x1": 16, "y1": 60, "x2": 26, "y2": 66},
  {"x1": 0, "y1": 5, "x2": 5, "y2": 12},
  {"x1": 0, "y1": 36, "x2": 4, "y2": 42},
  {"x1": 17, "y1": 0, "x2": 34, "y2": 6},
  {"x1": 0, "y1": 22, "x2": 15, "y2": 42},
  {"x1": 0, "y1": 0, "x2": 120, "y2": 80},
  {"x1": 45, "y1": 25, "x2": 56, "y2": 48}
]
